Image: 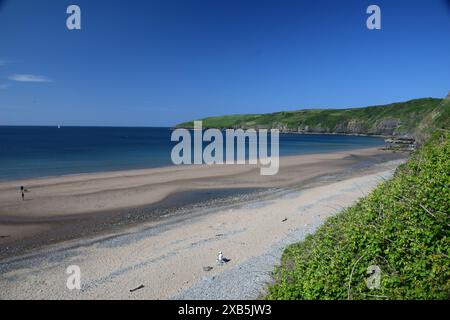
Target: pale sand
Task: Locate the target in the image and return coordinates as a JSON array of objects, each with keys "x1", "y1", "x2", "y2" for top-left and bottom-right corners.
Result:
[
  {"x1": 0, "y1": 156, "x2": 405, "y2": 300},
  {"x1": 0, "y1": 147, "x2": 404, "y2": 251}
]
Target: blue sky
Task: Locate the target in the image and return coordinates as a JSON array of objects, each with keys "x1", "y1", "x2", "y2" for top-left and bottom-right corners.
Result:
[{"x1": 0, "y1": 0, "x2": 449, "y2": 127}]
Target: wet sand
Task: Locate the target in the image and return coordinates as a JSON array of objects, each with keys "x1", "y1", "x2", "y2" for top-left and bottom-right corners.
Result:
[{"x1": 0, "y1": 148, "x2": 406, "y2": 259}]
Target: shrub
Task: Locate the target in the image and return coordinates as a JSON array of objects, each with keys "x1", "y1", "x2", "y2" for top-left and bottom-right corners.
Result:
[{"x1": 267, "y1": 131, "x2": 450, "y2": 300}]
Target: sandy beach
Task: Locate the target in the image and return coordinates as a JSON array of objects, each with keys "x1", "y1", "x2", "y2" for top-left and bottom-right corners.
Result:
[
  {"x1": 0, "y1": 148, "x2": 407, "y2": 299},
  {"x1": 0, "y1": 147, "x2": 404, "y2": 253}
]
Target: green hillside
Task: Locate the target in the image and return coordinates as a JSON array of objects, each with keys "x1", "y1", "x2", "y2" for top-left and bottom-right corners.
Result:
[{"x1": 177, "y1": 98, "x2": 446, "y2": 139}]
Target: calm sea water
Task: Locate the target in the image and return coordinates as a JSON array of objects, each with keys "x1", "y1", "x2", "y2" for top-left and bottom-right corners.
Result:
[{"x1": 0, "y1": 126, "x2": 385, "y2": 181}]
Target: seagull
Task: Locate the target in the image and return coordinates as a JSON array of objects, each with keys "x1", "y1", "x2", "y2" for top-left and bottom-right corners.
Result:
[{"x1": 217, "y1": 251, "x2": 231, "y2": 264}]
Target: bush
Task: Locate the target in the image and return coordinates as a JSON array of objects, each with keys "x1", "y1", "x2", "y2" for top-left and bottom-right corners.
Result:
[{"x1": 267, "y1": 131, "x2": 450, "y2": 300}]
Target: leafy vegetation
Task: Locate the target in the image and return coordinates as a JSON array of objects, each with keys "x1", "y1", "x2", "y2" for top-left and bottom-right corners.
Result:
[
  {"x1": 177, "y1": 98, "x2": 445, "y2": 138},
  {"x1": 267, "y1": 128, "x2": 450, "y2": 299}
]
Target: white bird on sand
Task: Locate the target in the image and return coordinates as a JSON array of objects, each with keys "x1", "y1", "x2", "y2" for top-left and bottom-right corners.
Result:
[
  {"x1": 217, "y1": 251, "x2": 224, "y2": 263},
  {"x1": 217, "y1": 251, "x2": 230, "y2": 264}
]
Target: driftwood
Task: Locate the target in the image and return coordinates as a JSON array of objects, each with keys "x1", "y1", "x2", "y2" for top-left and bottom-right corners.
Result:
[{"x1": 130, "y1": 285, "x2": 145, "y2": 293}]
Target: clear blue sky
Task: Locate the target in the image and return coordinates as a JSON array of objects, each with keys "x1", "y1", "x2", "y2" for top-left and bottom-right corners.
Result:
[{"x1": 1, "y1": 0, "x2": 449, "y2": 127}]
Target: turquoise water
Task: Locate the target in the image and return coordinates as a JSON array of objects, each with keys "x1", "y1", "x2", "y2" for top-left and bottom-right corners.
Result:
[{"x1": 0, "y1": 126, "x2": 385, "y2": 181}]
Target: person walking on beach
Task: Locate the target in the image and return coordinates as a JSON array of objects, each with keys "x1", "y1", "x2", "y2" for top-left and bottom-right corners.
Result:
[{"x1": 20, "y1": 186, "x2": 24, "y2": 200}]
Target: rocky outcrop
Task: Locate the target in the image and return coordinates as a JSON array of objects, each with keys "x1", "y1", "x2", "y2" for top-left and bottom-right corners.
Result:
[
  {"x1": 373, "y1": 119, "x2": 401, "y2": 136},
  {"x1": 296, "y1": 125, "x2": 332, "y2": 134},
  {"x1": 296, "y1": 119, "x2": 402, "y2": 136},
  {"x1": 384, "y1": 137, "x2": 416, "y2": 152},
  {"x1": 346, "y1": 119, "x2": 365, "y2": 134}
]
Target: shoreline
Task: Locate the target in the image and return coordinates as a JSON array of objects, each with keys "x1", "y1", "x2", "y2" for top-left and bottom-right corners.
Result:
[
  {"x1": 0, "y1": 157, "x2": 406, "y2": 299},
  {"x1": 0, "y1": 145, "x2": 388, "y2": 185},
  {"x1": 0, "y1": 130, "x2": 387, "y2": 184},
  {"x1": 0, "y1": 147, "x2": 407, "y2": 260},
  {"x1": 173, "y1": 126, "x2": 395, "y2": 139}
]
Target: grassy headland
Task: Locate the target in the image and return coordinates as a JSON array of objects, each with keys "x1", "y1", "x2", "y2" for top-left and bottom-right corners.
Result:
[{"x1": 177, "y1": 97, "x2": 446, "y2": 142}]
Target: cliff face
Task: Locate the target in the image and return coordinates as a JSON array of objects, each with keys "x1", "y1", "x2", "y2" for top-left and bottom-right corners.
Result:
[{"x1": 289, "y1": 118, "x2": 403, "y2": 136}]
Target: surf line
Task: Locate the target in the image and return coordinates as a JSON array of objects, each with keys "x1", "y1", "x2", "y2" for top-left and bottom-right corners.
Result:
[{"x1": 171, "y1": 121, "x2": 279, "y2": 175}]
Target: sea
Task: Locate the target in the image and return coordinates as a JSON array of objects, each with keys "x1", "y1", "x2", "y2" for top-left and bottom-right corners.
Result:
[{"x1": 0, "y1": 126, "x2": 385, "y2": 181}]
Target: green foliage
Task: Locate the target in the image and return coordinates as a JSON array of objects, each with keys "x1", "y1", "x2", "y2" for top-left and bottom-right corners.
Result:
[
  {"x1": 267, "y1": 131, "x2": 450, "y2": 300},
  {"x1": 176, "y1": 98, "x2": 444, "y2": 137}
]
